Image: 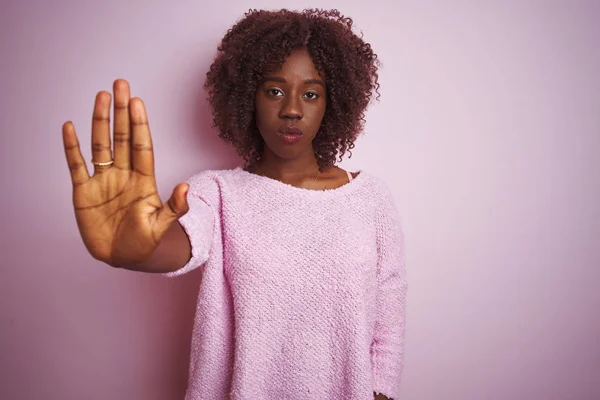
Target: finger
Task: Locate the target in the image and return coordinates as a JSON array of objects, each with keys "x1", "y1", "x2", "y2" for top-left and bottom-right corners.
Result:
[
  {"x1": 91, "y1": 91, "x2": 113, "y2": 173},
  {"x1": 155, "y1": 183, "x2": 190, "y2": 235},
  {"x1": 62, "y1": 121, "x2": 90, "y2": 186},
  {"x1": 112, "y1": 79, "x2": 131, "y2": 170},
  {"x1": 130, "y1": 98, "x2": 154, "y2": 176}
]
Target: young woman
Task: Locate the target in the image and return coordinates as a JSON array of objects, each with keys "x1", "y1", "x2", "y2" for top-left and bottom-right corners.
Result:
[{"x1": 62, "y1": 9, "x2": 407, "y2": 400}]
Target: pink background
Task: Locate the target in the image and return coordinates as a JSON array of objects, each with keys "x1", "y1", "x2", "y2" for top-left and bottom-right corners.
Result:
[{"x1": 1, "y1": 1, "x2": 599, "y2": 399}]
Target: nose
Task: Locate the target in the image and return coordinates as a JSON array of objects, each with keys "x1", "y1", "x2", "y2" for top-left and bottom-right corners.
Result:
[{"x1": 279, "y1": 94, "x2": 303, "y2": 120}]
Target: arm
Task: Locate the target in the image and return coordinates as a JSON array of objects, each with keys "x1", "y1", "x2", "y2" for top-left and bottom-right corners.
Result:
[
  {"x1": 63, "y1": 79, "x2": 208, "y2": 275},
  {"x1": 119, "y1": 220, "x2": 191, "y2": 273},
  {"x1": 114, "y1": 185, "x2": 215, "y2": 276},
  {"x1": 371, "y1": 186, "x2": 408, "y2": 400}
]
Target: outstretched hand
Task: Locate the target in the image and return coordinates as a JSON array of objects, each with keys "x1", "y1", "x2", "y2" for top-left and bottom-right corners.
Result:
[{"x1": 62, "y1": 79, "x2": 189, "y2": 267}]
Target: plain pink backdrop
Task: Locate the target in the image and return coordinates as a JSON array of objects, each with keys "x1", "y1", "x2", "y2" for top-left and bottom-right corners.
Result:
[{"x1": 1, "y1": 1, "x2": 599, "y2": 399}]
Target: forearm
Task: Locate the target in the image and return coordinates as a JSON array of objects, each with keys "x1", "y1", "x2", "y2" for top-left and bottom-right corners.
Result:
[
  {"x1": 116, "y1": 221, "x2": 192, "y2": 273},
  {"x1": 371, "y1": 183, "x2": 407, "y2": 399},
  {"x1": 374, "y1": 392, "x2": 390, "y2": 400}
]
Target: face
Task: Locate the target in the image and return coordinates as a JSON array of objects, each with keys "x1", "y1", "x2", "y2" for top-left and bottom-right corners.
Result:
[{"x1": 255, "y1": 47, "x2": 327, "y2": 162}]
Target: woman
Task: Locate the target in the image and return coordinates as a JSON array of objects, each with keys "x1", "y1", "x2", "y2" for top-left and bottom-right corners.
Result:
[{"x1": 62, "y1": 9, "x2": 407, "y2": 400}]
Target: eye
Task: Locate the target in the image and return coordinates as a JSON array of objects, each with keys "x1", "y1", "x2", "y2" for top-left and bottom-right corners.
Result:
[
  {"x1": 303, "y1": 92, "x2": 319, "y2": 100},
  {"x1": 266, "y1": 88, "x2": 283, "y2": 97}
]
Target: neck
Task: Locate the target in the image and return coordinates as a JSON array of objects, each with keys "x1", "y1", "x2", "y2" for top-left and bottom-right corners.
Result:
[{"x1": 252, "y1": 148, "x2": 321, "y2": 180}]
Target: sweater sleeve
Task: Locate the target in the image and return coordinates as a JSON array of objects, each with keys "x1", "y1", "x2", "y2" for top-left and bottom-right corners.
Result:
[
  {"x1": 371, "y1": 183, "x2": 408, "y2": 399},
  {"x1": 163, "y1": 171, "x2": 219, "y2": 278}
]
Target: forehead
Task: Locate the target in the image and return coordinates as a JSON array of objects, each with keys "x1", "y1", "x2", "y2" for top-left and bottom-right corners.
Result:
[{"x1": 270, "y1": 48, "x2": 322, "y2": 79}]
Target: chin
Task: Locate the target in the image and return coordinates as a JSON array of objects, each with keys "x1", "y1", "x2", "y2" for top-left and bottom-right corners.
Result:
[
  {"x1": 263, "y1": 135, "x2": 315, "y2": 160},
  {"x1": 271, "y1": 147, "x2": 305, "y2": 160}
]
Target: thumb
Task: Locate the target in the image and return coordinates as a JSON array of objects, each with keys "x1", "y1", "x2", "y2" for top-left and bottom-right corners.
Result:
[{"x1": 155, "y1": 183, "x2": 190, "y2": 232}]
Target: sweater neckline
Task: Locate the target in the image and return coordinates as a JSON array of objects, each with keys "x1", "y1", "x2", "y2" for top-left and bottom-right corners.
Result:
[{"x1": 234, "y1": 167, "x2": 366, "y2": 196}]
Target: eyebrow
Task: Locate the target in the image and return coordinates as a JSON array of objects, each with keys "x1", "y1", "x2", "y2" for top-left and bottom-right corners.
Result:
[{"x1": 262, "y1": 76, "x2": 325, "y2": 87}]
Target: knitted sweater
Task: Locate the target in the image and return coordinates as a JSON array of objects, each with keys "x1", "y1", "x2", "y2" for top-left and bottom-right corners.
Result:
[{"x1": 165, "y1": 167, "x2": 407, "y2": 400}]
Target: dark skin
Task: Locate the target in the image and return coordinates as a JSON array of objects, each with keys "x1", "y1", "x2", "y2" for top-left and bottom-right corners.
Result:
[
  {"x1": 248, "y1": 48, "x2": 387, "y2": 400},
  {"x1": 62, "y1": 50, "x2": 387, "y2": 399},
  {"x1": 246, "y1": 47, "x2": 358, "y2": 188}
]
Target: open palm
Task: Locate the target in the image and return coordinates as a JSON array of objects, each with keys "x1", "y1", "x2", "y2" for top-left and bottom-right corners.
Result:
[{"x1": 62, "y1": 79, "x2": 188, "y2": 267}]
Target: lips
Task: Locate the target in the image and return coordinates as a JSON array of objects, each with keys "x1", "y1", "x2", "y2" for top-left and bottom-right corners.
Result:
[
  {"x1": 279, "y1": 126, "x2": 304, "y2": 136},
  {"x1": 277, "y1": 126, "x2": 304, "y2": 144}
]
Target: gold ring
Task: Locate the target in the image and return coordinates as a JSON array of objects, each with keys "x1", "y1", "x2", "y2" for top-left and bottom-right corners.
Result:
[{"x1": 92, "y1": 160, "x2": 114, "y2": 167}]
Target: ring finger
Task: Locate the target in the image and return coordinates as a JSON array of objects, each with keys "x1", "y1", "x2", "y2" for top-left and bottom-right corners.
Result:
[{"x1": 91, "y1": 91, "x2": 113, "y2": 172}]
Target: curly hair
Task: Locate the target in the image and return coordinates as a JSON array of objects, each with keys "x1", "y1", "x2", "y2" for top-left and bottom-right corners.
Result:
[{"x1": 205, "y1": 9, "x2": 380, "y2": 169}]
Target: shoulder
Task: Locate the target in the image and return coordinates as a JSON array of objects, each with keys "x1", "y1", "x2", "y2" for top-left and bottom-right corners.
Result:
[
  {"x1": 356, "y1": 170, "x2": 394, "y2": 197},
  {"x1": 186, "y1": 168, "x2": 243, "y2": 187},
  {"x1": 355, "y1": 171, "x2": 400, "y2": 217},
  {"x1": 184, "y1": 168, "x2": 244, "y2": 206}
]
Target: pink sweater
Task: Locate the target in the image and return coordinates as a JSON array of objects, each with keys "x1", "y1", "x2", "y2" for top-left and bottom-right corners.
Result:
[{"x1": 165, "y1": 167, "x2": 407, "y2": 400}]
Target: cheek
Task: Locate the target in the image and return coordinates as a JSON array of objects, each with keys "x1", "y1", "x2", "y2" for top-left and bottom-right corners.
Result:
[
  {"x1": 255, "y1": 99, "x2": 277, "y2": 128},
  {"x1": 311, "y1": 103, "x2": 327, "y2": 125}
]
